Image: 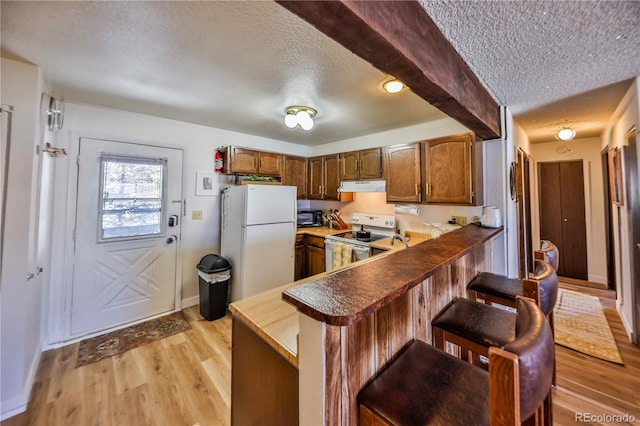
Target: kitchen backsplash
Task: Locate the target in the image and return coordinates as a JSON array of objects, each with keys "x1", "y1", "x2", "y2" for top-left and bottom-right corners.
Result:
[{"x1": 298, "y1": 192, "x2": 484, "y2": 233}]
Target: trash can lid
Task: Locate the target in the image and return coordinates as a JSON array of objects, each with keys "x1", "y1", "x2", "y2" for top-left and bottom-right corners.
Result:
[{"x1": 197, "y1": 254, "x2": 232, "y2": 273}]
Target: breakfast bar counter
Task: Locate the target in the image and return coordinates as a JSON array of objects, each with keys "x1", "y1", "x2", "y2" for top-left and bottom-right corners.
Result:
[
  {"x1": 230, "y1": 224, "x2": 503, "y2": 426},
  {"x1": 283, "y1": 224, "x2": 501, "y2": 326}
]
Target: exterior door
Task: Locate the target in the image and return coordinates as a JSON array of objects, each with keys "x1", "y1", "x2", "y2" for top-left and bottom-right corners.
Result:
[
  {"x1": 70, "y1": 138, "x2": 183, "y2": 337},
  {"x1": 538, "y1": 160, "x2": 588, "y2": 279}
]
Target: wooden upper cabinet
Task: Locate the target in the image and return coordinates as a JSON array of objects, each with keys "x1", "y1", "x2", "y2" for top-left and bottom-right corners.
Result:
[
  {"x1": 259, "y1": 151, "x2": 282, "y2": 175},
  {"x1": 360, "y1": 148, "x2": 384, "y2": 179},
  {"x1": 283, "y1": 155, "x2": 307, "y2": 199},
  {"x1": 339, "y1": 148, "x2": 383, "y2": 181},
  {"x1": 422, "y1": 132, "x2": 483, "y2": 205},
  {"x1": 385, "y1": 143, "x2": 422, "y2": 203},
  {"x1": 324, "y1": 154, "x2": 341, "y2": 200},
  {"x1": 222, "y1": 146, "x2": 282, "y2": 175},
  {"x1": 307, "y1": 155, "x2": 352, "y2": 201},
  {"x1": 307, "y1": 156, "x2": 324, "y2": 200}
]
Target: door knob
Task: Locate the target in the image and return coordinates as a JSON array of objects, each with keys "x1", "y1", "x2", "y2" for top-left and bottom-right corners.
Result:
[
  {"x1": 166, "y1": 235, "x2": 178, "y2": 244},
  {"x1": 636, "y1": 243, "x2": 640, "y2": 250}
]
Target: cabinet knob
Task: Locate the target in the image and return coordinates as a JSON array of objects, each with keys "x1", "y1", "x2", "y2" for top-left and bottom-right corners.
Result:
[{"x1": 563, "y1": 218, "x2": 568, "y2": 222}]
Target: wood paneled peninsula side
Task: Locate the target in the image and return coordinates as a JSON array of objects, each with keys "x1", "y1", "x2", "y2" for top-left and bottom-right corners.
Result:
[{"x1": 230, "y1": 225, "x2": 502, "y2": 426}]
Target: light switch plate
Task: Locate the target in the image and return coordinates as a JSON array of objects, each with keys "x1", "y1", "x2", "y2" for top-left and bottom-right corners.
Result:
[{"x1": 192, "y1": 210, "x2": 203, "y2": 220}]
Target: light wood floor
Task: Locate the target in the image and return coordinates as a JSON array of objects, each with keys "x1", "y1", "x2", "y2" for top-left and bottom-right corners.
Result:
[{"x1": 4, "y1": 284, "x2": 639, "y2": 426}]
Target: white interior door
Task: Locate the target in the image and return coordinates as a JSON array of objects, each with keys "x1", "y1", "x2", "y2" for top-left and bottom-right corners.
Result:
[{"x1": 70, "y1": 138, "x2": 182, "y2": 337}]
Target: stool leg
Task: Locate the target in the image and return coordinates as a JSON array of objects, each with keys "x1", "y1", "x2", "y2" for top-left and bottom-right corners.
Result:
[
  {"x1": 433, "y1": 327, "x2": 446, "y2": 351},
  {"x1": 543, "y1": 388, "x2": 553, "y2": 426},
  {"x1": 549, "y1": 311, "x2": 557, "y2": 386}
]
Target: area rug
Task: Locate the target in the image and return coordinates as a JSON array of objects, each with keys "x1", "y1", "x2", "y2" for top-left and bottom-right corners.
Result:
[
  {"x1": 76, "y1": 311, "x2": 191, "y2": 367},
  {"x1": 554, "y1": 288, "x2": 623, "y2": 364}
]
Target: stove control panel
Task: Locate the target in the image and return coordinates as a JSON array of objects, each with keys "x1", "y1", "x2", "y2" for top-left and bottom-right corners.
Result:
[{"x1": 351, "y1": 213, "x2": 396, "y2": 229}]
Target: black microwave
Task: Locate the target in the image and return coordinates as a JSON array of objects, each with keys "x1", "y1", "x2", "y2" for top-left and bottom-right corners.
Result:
[{"x1": 297, "y1": 210, "x2": 323, "y2": 228}]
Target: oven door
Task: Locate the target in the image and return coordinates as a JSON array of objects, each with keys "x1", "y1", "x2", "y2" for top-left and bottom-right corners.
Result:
[{"x1": 325, "y1": 239, "x2": 371, "y2": 272}]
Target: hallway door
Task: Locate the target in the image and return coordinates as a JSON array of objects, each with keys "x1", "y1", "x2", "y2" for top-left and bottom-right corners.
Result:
[
  {"x1": 70, "y1": 138, "x2": 183, "y2": 337},
  {"x1": 538, "y1": 160, "x2": 588, "y2": 279},
  {"x1": 625, "y1": 128, "x2": 640, "y2": 345}
]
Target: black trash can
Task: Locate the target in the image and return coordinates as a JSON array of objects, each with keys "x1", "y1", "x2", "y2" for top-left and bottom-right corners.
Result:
[{"x1": 197, "y1": 254, "x2": 232, "y2": 321}]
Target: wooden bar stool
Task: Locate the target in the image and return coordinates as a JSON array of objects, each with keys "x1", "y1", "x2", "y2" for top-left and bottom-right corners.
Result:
[
  {"x1": 358, "y1": 297, "x2": 554, "y2": 426},
  {"x1": 535, "y1": 240, "x2": 559, "y2": 271},
  {"x1": 467, "y1": 259, "x2": 558, "y2": 316}
]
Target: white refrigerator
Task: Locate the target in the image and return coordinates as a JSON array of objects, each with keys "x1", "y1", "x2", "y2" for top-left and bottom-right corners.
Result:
[{"x1": 221, "y1": 184, "x2": 297, "y2": 301}]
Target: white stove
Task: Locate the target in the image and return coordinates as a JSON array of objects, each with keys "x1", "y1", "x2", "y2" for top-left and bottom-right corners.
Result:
[{"x1": 325, "y1": 213, "x2": 396, "y2": 271}]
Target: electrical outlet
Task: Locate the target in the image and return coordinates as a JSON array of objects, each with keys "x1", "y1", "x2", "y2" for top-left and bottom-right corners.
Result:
[
  {"x1": 452, "y1": 216, "x2": 467, "y2": 226},
  {"x1": 192, "y1": 210, "x2": 203, "y2": 220}
]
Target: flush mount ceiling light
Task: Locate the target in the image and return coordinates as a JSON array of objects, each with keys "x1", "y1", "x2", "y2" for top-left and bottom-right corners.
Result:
[
  {"x1": 383, "y1": 79, "x2": 405, "y2": 94},
  {"x1": 556, "y1": 126, "x2": 576, "y2": 141},
  {"x1": 284, "y1": 106, "x2": 317, "y2": 131}
]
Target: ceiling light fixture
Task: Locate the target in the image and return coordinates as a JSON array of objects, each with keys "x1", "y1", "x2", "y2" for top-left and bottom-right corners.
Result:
[
  {"x1": 284, "y1": 106, "x2": 317, "y2": 131},
  {"x1": 556, "y1": 126, "x2": 576, "y2": 141},
  {"x1": 383, "y1": 79, "x2": 404, "y2": 94}
]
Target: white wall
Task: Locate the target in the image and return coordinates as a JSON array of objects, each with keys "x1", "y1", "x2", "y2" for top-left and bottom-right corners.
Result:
[
  {"x1": 530, "y1": 137, "x2": 608, "y2": 284},
  {"x1": 0, "y1": 59, "x2": 46, "y2": 419},
  {"x1": 602, "y1": 77, "x2": 639, "y2": 340},
  {"x1": 47, "y1": 102, "x2": 308, "y2": 344}
]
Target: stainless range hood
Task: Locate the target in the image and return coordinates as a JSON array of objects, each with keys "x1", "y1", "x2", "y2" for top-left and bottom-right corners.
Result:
[{"x1": 338, "y1": 180, "x2": 386, "y2": 193}]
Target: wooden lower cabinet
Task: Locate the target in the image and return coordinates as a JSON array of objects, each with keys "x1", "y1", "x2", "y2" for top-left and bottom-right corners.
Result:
[
  {"x1": 305, "y1": 235, "x2": 325, "y2": 277},
  {"x1": 232, "y1": 319, "x2": 298, "y2": 425},
  {"x1": 295, "y1": 235, "x2": 305, "y2": 281}
]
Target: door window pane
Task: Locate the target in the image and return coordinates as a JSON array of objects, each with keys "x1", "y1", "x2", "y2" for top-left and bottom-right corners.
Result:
[{"x1": 99, "y1": 155, "x2": 166, "y2": 240}]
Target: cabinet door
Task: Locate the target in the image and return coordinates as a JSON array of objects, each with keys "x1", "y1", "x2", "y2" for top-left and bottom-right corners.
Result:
[
  {"x1": 259, "y1": 152, "x2": 282, "y2": 175},
  {"x1": 295, "y1": 244, "x2": 305, "y2": 281},
  {"x1": 385, "y1": 144, "x2": 422, "y2": 203},
  {"x1": 424, "y1": 134, "x2": 473, "y2": 204},
  {"x1": 283, "y1": 155, "x2": 307, "y2": 199},
  {"x1": 306, "y1": 245, "x2": 325, "y2": 277},
  {"x1": 339, "y1": 151, "x2": 360, "y2": 181},
  {"x1": 324, "y1": 154, "x2": 341, "y2": 200},
  {"x1": 230, "y1": 147, "x2": 259, "y2": 174},
  {"x1": 307, "y1": 157, "x2": 324, "y2": 200},
  {"x1": 360, "y1": 148, "x2": 383, "y2": 179}
]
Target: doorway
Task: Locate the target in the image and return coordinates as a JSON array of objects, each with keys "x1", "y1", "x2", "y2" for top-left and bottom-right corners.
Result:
[
  {"x1": 538, "y1": 160, "x2": 588, "y2": 279},
  {"x1": 69, "y1": 138, "x2": 183, "y2": 337}
]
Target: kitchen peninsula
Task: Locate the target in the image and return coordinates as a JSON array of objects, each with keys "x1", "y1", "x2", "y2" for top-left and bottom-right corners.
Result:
[{"x1": 229, "y1": 224, "x2": 503, "y2": 425}]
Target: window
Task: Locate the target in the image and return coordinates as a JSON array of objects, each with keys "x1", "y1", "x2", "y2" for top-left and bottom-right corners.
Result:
[{"x1": 99, "y1": 154, "x2": 167, "y2": 240}]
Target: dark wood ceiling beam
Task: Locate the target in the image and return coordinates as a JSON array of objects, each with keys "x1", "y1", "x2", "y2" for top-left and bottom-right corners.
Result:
[{"x1": 276, "y1": 0, "x2": 501, "y2": 139}]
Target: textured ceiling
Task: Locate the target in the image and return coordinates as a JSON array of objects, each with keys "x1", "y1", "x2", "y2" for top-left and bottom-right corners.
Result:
[
  {"x1": 0, "y1": 1, "x2": 446, "y2": 146},
  {"x1": 2, "y1": 1, "x2": 639, "y2": 146},
  {"x1": 420, "y1": 0, "x2": 640, "y2": 143}
]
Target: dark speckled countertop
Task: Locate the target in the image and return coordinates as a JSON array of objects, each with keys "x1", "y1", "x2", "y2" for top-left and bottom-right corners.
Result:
[{"x1": 282, "y1": 225, "x2": 503, "y2": 326}]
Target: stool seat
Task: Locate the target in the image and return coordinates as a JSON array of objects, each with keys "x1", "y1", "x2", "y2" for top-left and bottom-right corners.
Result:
[
  {"x1": 358, "y1": 340, "x2": 490, "y2": 426},
  {"x1": 432, "y1": 298, "x2": 515, "y2": 349},
  {"x1": 467, "y1": 272, "x2": 521, "y2": 302}
]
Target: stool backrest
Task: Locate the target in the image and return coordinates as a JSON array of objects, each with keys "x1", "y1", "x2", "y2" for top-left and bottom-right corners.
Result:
[
  {"x1": 489, "y1": 297, "x2": 554, "y2": 424},
  {"x1": 524, "y1": 260, "x2": 558, "y2": 316},
  {"x1": 535, "y1": 240, "x2": 559, "y2": 271}
]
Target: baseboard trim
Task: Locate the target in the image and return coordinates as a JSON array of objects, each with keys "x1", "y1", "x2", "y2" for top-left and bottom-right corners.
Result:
[
  {"x1": 181, "y1": 295, "x2": 199, "y2": 308},
  {"x1": 617, "y1": 301, "x2": 634, "y2": 342},
  {"x1": 0, "y1": 342, "x2": 42, "y2": 421}
]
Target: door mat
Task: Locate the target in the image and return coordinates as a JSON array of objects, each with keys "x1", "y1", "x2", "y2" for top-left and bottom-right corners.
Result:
[
  {"x1": 554, "y1": 288, "x2": 623, "y2": 364},
  {"x1": 76, "y1": 311, "x2": 191, "y2": 367}
]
